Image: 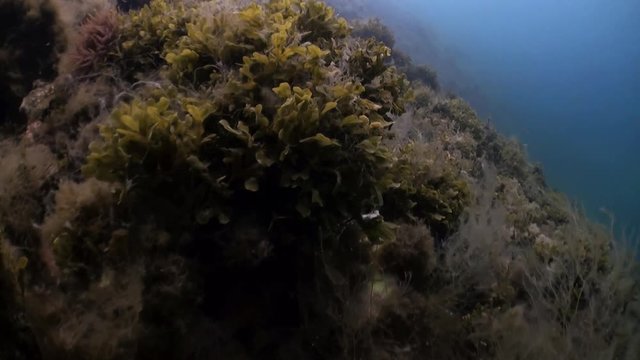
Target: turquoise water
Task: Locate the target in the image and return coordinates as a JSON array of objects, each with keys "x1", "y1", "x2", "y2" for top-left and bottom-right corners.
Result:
[{"x1": 342, "y1": 0, "x2": 640, "y2": 235}]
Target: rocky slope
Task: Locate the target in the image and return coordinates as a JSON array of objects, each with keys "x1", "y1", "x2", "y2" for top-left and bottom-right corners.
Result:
[{"x1": 0, "y1": 1, "x2": 638, "y2": 359}]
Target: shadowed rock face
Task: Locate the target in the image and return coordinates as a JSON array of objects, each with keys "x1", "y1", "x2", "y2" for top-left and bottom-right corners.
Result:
[
  {"x1": 0, "y1": 256, "x2": 41, "y2": 360},
  {"x1": 0, "y1": 0, "x2": 64, "y2": 133},
  {"x1": 116, "y1": 0, "x2": 151, "y2": 11}
]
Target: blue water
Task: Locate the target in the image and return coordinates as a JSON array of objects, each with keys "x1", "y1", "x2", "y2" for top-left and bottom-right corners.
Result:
[{"x1": 342, "y1": 0, "x2": 640, "y2": 235}]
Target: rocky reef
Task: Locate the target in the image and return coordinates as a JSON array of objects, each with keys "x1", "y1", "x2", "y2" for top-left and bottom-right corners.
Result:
[{"x1": 0, "y1": 1, "x2": 638, "y2": 359}]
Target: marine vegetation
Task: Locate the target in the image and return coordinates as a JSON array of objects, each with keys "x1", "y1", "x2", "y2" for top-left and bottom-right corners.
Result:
[
  {"x1": 351, "y1": 17, "x2": 440, "y2": 90},
  {"x1": 0, "y1": 0, "x2": 638, "y2": 359},
  {"x1": 64, "y1": 8, "x2": 120, "y2": 75}
]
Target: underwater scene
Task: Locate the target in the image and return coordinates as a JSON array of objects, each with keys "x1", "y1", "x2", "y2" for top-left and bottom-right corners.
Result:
[{"x1": 0, "y1": 0, "x2": 638, "y2": 359}]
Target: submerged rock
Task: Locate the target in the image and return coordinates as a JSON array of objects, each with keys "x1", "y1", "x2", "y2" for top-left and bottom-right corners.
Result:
[{"x1": 0, "y1": 1, "x2": 637, "y2": 359}]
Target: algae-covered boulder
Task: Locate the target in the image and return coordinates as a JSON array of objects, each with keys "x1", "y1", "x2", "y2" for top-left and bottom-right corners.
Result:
[{"x1": 72, "y1": 1, "x2": 418, "y2": 356}]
